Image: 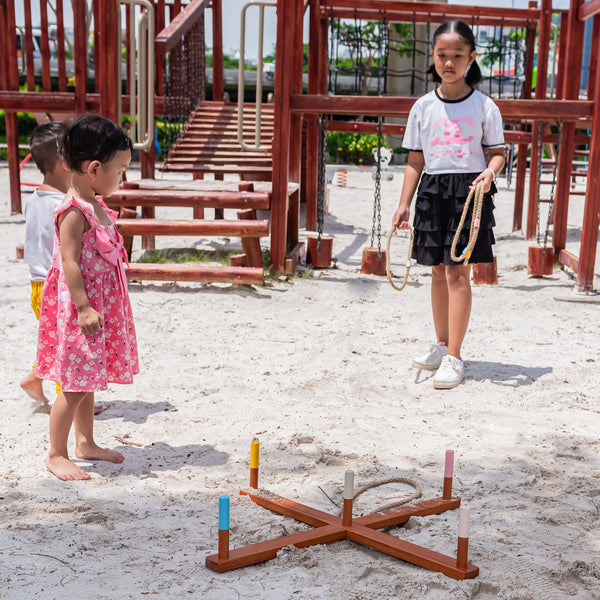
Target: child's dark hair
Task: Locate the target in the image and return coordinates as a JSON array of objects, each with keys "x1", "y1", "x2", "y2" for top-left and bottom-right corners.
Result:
[
  {"x1": 29, "y1": 121, "x2": 68, "y2": 175},
  {"x1": 426, "y1": 20, "x2": 482, "y2": 87},
  {"x1": 62, "y1": 114, "x2": 133, "y2": 173}
]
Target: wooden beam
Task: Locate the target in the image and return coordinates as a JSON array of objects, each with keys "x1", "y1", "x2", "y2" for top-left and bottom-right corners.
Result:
[
  {"x1": 155, "y1": 0, "x2": 210, "y2": 54},
  {"x1": 105, "y1": 189, "x2": 270, "y2": 209},
  {"x1": 125, "y1": 264, "x2": 264, "y2": 285},
  {"x1": 289, "y1": 95, "x2": 593, "y2": 121},
  {"x1": 116, "y1": 218, "x2": 269, "y2": 237},
  {"x1": 579, "y1": 0, "x2": 600, "y2": 21}
]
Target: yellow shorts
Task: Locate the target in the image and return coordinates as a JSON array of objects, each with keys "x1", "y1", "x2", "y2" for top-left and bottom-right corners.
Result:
[
  {"x1": 30, "y1": 280, "x2": 44, "y2": 320},
  {"x1": 31, "y1": 280, "x2": 61, "y2": 396}
]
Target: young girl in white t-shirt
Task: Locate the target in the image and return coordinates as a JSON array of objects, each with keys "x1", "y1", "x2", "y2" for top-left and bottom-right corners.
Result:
[{"x1": 392, "y1": 20, "x2": 505, "y2": 390}]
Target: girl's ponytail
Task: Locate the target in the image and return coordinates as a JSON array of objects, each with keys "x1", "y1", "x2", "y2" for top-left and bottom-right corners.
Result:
[
  {"x1": 465, "y1": 59, "x2": 482, "y2": 87},
  {"x1": 426, "y1": 63, "x2": 441, "y2": 83}
]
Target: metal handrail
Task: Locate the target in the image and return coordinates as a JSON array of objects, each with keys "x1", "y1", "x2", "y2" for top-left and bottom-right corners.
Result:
[
  {"x1": 119, "y1": 0, "x2": 155, "y2": 151},
  {"x1": 237, "y1": 1, "x2": 276, "y2": 153}
]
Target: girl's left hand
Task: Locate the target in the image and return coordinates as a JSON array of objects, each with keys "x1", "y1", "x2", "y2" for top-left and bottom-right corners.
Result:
[{"x1": 471, "y1": 170, "x2": 494, "y2": 193}]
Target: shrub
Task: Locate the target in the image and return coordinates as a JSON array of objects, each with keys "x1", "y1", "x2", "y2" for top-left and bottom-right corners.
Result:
[{"x1": 326, "y1": 131, "x2": 388, "y2": 165}]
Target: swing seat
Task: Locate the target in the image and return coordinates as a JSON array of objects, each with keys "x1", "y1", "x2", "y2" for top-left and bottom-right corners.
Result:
[
  {"x1": 472, "y1": 258, "x2": 498, "y2": 285},
  {"x1": 361, "y1": 247, "x2": 388, "y2": 276},
  {"x1": 528, "y1": 246, "x2": 555, "y2": 276},
  {"x1": 307, "y1": 235, "x2": 333, "y2": 268}
]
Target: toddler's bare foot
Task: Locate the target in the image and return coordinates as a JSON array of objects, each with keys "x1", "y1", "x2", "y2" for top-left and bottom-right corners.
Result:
[
  {"x1": 75, "y1": 443, "x2": 124, "y2": 464},
  {"x1": 94, "y1": 404, "x2": 104, "y2": 415},
  {"x1": 20, "y1": 371, "x2": 49, "y2": 403},
  {"x1": 46, "y1": 455, "x2": 90, "y2": 481}
]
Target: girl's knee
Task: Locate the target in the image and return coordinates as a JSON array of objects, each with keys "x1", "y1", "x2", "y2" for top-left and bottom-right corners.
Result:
[{"x1": 445, "y1": 265, "x2": 471, "y2": 289}]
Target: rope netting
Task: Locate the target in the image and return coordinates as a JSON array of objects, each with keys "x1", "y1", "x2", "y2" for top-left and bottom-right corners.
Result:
[
  {"x1": 327, "y1": 15, "x2": 530, "y2": 100},
  {"x1": 157, "y1": 16, "x2": 206, "y2": 158}
]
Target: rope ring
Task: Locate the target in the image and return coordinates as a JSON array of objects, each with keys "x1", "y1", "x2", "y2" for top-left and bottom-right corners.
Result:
[
  {"x1": 450, "y1": 179, "x2": 486, "y2": 265},
  {"x1": 386, "y1": 225, "x2": 414, "y2": 291}
]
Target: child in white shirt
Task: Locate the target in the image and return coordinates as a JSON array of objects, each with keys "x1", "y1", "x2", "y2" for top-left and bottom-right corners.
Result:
[{"x1": 20, "y1": 122, "x2": 70, "y2": 403}]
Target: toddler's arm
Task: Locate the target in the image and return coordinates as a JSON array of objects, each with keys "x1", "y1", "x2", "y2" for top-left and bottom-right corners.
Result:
[
  {"x1": 392, "y1": 151, "x2": 425, "y2": 230},
  {"x1": 58, "y1": 207, "x2": 104, "y2": 336}
]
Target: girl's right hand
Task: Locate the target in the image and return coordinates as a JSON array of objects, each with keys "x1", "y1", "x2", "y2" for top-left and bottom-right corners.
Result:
[
  {"x1": 392, "y1": 205, "x2": 411, "y2": 231},
  {"x1": 78, "y1": 306, "x2": 104, "y2": 336}
]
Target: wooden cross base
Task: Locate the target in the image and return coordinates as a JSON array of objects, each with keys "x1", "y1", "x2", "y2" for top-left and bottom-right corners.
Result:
[{"x1": 205, "y1": 489, "x2": 479, "y2": 580}]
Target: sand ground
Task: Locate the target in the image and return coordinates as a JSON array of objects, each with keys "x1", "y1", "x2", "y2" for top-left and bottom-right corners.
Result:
[{"x1": 1, "y1": 163, "x2": 599, "y2": 600}]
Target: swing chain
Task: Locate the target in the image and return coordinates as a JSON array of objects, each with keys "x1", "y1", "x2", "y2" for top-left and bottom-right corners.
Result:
[
  {"x1": 543, "y1": 121, "x2": 561, "y2": 248},
  {"x1": 317, "y1": 115, "x2": 328, "y2": 247},
  {"x1": 535, "y1": 121, "x2": 545, "y2": 246},
  {"x1": 371, "y1": 114, "x2": 383, "y2": 254}
]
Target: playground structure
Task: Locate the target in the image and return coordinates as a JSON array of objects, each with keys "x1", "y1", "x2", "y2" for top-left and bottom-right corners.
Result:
[
  {"x1": 1, "y1": 0, "x2": 600, "y2": 290},
  {"x1": 205, "y1": 443, "x2": 478, "y2": 580}
]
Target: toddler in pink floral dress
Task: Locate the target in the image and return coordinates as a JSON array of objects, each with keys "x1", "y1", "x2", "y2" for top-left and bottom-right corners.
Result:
[{"x1": 36, "y1": 115, "x2": 138, "y2": 481}]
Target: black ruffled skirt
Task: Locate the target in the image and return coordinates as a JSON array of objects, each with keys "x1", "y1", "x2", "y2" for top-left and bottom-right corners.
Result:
[{"x1": 412, "y1": 172, "x2": 496, "y2": 266}]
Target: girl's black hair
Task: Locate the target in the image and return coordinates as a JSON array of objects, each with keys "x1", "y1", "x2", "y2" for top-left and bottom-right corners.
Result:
[
  {"x1": 62, "y1": 114, "x2": 133, "y2": 173},
  {"x1": 426, "y1": 20, "x2": 482, "y2": 87}
]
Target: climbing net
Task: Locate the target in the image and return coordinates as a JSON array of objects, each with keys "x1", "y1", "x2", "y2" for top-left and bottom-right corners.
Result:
[{"x1": 327, "y1": 15, "x2": 530, "y2": 100}]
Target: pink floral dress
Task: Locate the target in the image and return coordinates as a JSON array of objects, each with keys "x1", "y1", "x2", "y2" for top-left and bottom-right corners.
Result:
[{"x1": 36, "y1": 196, "x2": 139, "y2": 392}]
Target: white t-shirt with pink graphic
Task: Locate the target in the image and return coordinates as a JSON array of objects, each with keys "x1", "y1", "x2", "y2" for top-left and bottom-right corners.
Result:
[{"x1": 403, "y1": 88, "x2": 505, "y2": 175}]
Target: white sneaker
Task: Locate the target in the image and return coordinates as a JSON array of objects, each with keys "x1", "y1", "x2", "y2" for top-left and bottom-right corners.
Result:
[
  {"x1": 412, "y1": 343, "x2": 448, "y2": 371},
  {"x1": 433, "y1": 355, "x2": 464, "y2": 389}
]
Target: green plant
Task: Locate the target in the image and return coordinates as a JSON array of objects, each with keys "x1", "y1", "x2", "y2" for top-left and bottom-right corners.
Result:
[{"x1": 326, "y1": 131, "x2": 388, "y2": 165}]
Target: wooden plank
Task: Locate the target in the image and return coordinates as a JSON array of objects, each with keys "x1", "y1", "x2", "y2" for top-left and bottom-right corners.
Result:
[
  {"x1": 240, "y1": 490, "x2": 342, "y2": 527},
  {"x1": 238, "y1": 208, "x2": 263, "y2": 268},
  {"x1": 155, "y1": 0, "x2": 210, "y2": 54},
  {"x1": 290, "y1": 95, "x2": 593, "y2": 120},
  {"x1": 159, "y1": 163, "x2": 273, "y2": 174},
  {"x1": 353, "y1": 497, "x2": 461, "y2": 530},
  {"x1": 126, "y1": 263, "x2": 264, "y2": 285},
  {"x1": 347, "y1": 524, "x2": 479, "y2": 581},
  {"x1": 558, "y1": 249, "x2": 579, "y2": 273},
  {"x1": 579, "y1": 0, "x2": 600, "y2": 21},
  {"x1": 105, "y1": 189, "x2": 271, "y2": 209},
  {"x1": 205, "y1": 524, "x2": 345, "y2": 572},
  {"x1": 116, "y1": 218, "x2": 270, "y2": 237}
]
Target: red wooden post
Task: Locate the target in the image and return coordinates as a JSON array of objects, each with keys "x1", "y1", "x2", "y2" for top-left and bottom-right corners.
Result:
[
  {"x1": 555, "y1": 12, "x2": 569, "y2": 100},
  {"x1": 97, "y1": 0, "x2": 121, "y2": 123},
  {"x1": 577, "y1": 12, "x2": 600, "y2": 291},
  {"x1": 525, "y1": 0, "x2": 552, "y2": 240},
  {"x1": 270, "y1": 0, "x2": 298, "y2": 273},
  {"x1": 55, "y1": 0, "x2": 67, "y2": 92},
  {"x1": 212, "y1": 0, "x2": 224, "y2": 101},
  {"x1": 249, "y1": 439, "x2": 259, "y2": 489},
  {"x1": 512, "y1": 19, "x2": 535, "y2": 232},
  {"x1": 587, "y1": 15, "x2": 600, "y2": 99},
  {"x1": 72, "y1": 0, "x2": 88, "y2": 115},
  {"x1": 23, "y1": 0, "x2": 36, "y2": 90},
  {"x1": 305, "y1": 0, "x2": 323, "y2": 231},
  {"x1": 342, "y1": 470, "x2": 354, "y2": 527},
  {"x1": 2, "y1": 0, "x2": 22, "y2": 213},
  {"x1": 443, "y1": 450, "x2": 454, "y2": 500},
  {"x1": 553, "y1": 0, "x2": 586, "y2": 254},
  {"x1": 456, "y1": 507, "x2": 470, "y2": 571},
  {"x1": 39, "y1": 0, "x2": 52, "y2": 91}
]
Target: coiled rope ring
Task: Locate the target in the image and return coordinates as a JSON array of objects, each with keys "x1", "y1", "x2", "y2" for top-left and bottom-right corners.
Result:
[
  {"x1": 450, "y1": 179, "x2": 486, "y2": 265},
  {"x1": 386, "y1": 225, "x2": 414, "y2": 291}
]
